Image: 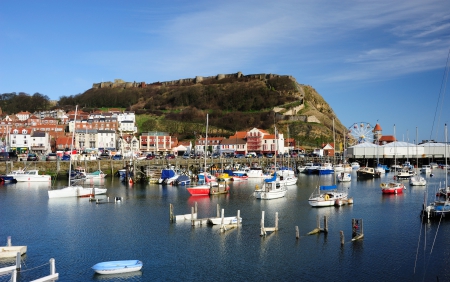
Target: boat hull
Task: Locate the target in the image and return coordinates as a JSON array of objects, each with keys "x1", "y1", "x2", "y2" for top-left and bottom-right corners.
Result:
[
  {"x1": 186, "y1": 186, "x2": 211, "y2": 196},
  {"x1": 92, "y1": 260, "x2": 143, "y2": 275},
  {"x1": 207, "y1": 217, "x2": 242, "y2": 225},
  {"x1": 48, "y1": 186, "x2": 107, "y2": 199}
]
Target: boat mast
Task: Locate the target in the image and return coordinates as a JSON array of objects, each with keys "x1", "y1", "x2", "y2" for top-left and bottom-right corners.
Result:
[
  {"x1": 204, "y1": 114, "x2": 208, "y2": 172},
  {"x1": 69, "y1": 105, "x2": 78, "y2": 186}
]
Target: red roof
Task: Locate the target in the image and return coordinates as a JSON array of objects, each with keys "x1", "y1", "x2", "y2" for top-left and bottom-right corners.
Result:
[{"x1": 374, "y1": 123, "x2": 382, "y2": 131}]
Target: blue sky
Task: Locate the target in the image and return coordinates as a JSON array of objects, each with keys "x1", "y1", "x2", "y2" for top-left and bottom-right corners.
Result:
[{"x1": 1, "y1": 0, "x2": 450, "y2": 143}]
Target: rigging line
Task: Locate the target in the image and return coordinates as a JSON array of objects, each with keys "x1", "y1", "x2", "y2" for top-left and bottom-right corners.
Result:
[
  {"x1": 414, "y1": 197, "x2": 426, "y2": 274},
  {"x1": 429, "y1": 48, "x2": 450, "y2": 142}
]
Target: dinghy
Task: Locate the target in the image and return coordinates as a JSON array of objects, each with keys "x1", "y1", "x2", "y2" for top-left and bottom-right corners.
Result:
[{"x1": 92, "y1": 260, "x2": 143, "y2": 275}]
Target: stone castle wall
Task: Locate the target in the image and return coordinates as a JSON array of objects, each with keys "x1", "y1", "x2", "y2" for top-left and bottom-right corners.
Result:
[{"x1": 92, "y1": 72, "x2": 295, "y2": 89}]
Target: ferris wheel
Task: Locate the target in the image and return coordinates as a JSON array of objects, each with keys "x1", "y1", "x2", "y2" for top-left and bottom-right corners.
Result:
[{"x1": 347, "y1": 122, "x2": 374, "y2": 146}]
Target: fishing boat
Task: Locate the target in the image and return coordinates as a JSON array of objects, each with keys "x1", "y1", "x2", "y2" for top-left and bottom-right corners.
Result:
[
  {"x1": 356, "y1": 166, "x2": 381, "y2": 178},
  {"x1": 158, "y1": 168, "x2": 179, "y2": 185},
  {"x1": 7, "y1": 169, "x2": 51, "y2": 182},
  {"x1": 254, "y1": 172, "x2": 287, "y2": 200},
  {"x1": 48, "y1": 105, "x2": 107, "y2": 199},
  {"x1": 174, "y1": 175, "x2": 191, "y2": 186},
  {"x1": 92, "y1": 260, "x2": 143, "y2": 275}
]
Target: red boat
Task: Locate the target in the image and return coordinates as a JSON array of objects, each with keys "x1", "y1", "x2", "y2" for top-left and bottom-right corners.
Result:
[
  {"x1": 186, "y1": 185, "x2": 211, "y2": 196},
  {"x1": 380, "y1": 182, "x2": 405, "y2": 194}
]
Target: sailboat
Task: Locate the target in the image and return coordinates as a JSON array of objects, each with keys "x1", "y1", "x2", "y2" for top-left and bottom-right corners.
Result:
[
  {"x1": 424, "y1": 124, "x2": 450, "y2": 218},
  {"x1": 48, "y1": 106, "x2": 107, "y2": 199},
  {"x1": 186, "y1": 114, "x2": 229, "y2": 196},
  {"x1": 410, "y1": 127, "x2": 426, "y2": 186},
  {"x1": 254, "y1": 125, "x2": 287, "y2": 199},
  {"x1": 380, "y1": 125, "x2": 406, "y2": 194},
  {"x1": 308, "y1": 174, "x2": 349, "y2": 207}
]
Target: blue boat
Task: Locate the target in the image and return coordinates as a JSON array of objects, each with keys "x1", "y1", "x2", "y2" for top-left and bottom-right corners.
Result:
[
  {"x1": 175, "y1": 175, "x2": 191, "y2": 186},
  {"x1": 0, "y1": 175, "x2": 17, "y2": 183},
  {"x1": 92, "y1": 260, "x2": 143, "y2": 275}
]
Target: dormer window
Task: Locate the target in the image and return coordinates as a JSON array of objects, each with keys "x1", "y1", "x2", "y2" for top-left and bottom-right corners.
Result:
[{"x1": 13, "y1": 129, "x2": 18, "y2": 134}]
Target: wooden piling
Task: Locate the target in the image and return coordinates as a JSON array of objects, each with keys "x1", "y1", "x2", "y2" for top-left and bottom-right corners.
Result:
[
  {"x1": 216, "y1": 204, "x2": 220, "y2": 218},
  {"x1": 191, "y1": 207, "x2": 195, "y2": 226},
  {"x1": 340, "y1": 230, "x2": 344, "y2": 245},
  {"x1": 295, "y1": 226, "x2": 299, "y2": 239},
  {"x1": 260, "y1": 211, "x2": 266, "y2": 236},
  {"x1": 170, "y1": 203, "x2": 174, "y2": 222},
  {"x1": 237, "y1": 210, "x2": 240, "y2": 228},
  {"x1": 324, "y1": 215, "x2": 328, "y2": 233}
]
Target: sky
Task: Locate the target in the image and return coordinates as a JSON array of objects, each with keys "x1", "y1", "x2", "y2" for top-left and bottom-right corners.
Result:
[{"x1": 1, "y1": 0, "x2": 450, "y2": 143}]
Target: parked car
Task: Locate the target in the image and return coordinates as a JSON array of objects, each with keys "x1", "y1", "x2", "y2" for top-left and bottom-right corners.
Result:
[
  {"x1": 61, "y1": 155, "x2": 71, "y2": 161},
  {"x1": 112, "y1": 154, "x2": 123, "y2": 160},
  {"x1": 0, "y1": 152, "x2": 10, "y2": 161},
  {"x1": 256, "y1": 153, "x2": 264, "y2": 158},
  {"x1": 182, "y1": 153, "x2": 190, "y2": 159},
  {"x1": 165, "y1": 154, "x2": 176, "y2": 159},
  {"x1": 211, "y1": 153, "x2": 220, "y2": 159},
  {"x1": 234, "y1": 154, "x2": 245, "y2": 158},
  {"x1": 98, "y1": 153, "x2": 110, "y2": 160},
  {"x1": 46, "y1": 153, "x2": 58, "y2": 161},
  {"x1": 265, "y1": 153, "x2": 273, "y2": 158},
  {"x1": 145, "y1": 154, "x2": 155, "y2": 160},
  {"x1": 27, "y1": 153, "x2": 39, "y2": 161}
]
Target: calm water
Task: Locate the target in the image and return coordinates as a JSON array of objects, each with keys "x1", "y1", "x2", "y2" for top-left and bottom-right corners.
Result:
[{"x1": 1, "y1": 170, "x2": 450, "y2": 281}]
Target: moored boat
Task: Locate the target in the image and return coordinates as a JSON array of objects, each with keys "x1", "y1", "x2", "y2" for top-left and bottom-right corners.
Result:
[
  {"x1": 308, "y1": 184, "x2": 348, "y2": 207},
  {"x1": 380, "y1": 182, "x2": 405, "y2": 194},
  {"x1": 92, "y1": 260, "x2": 143, "y2": 275}
]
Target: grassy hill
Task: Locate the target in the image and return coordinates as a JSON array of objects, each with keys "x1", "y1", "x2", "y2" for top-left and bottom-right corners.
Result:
[{"x1": 59, "y1": 73, "x2": 349, "y2": 149}]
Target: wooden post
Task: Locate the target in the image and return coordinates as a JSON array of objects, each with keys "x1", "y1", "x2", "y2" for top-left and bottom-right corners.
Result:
[
  {"x1": 260, "y1": 211, "x2": 265, "y2": 236},
  {"x1": 7, "y1": 236, "x2": 11, "y2": 246},
  {"x1": 191, "y1": 207, "x2": 195, "y2": 226},
  {"x1": 216, "y1": 204, "x2": 220, "y2": 218},
  {"x1": 324, "y1": 215, "x2": 328, "y2": 233},
  {"x1": 169, "y1": 204, "x2": 174, "y2": 223},
  {"x1": 340, "y1": 230, "x2": 344, "y2": 245},
  {"x1": 11, "y1": 270, "x2": 16, "y2": 282},
  {"x1": 317, "y1": 214, "x2": 320, "y2": 229},
  {"x1": 15, "y1": 252, "x2": 21, "y2": 271},
  {"x1": 275, "y1": 212, "x2": 279, "y2": 231},
  {"x1": 237, "y1": 210, "x2": 240, "y2": 228},
  {"x1": 195, "y1": 202, "x2": 198, "y2": 214},
  {"x1": 50, "y1": 258, "x2": 56, "y2": 275},
  {"x1": 295, "y1": 226, "x2": 299, "y2": 239}
]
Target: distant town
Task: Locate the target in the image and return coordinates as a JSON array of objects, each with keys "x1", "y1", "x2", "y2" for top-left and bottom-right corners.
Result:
[{"x1": 0, "y1": 108, "x2": 320, "y2": 161}]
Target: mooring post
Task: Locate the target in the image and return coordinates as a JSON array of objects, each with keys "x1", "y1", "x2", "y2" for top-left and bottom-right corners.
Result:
[
  {"x1": 260, "y1": 211, "x2": 265, "y2": 236},
  {"x1": 316, "y1": 214, "x2": 320, "y2": 229},
  {"x1": 11, "y1": 270, "x2": 16, "y2": 282},
  {"x1": 216, "y1": 204, "x2": 220, "y2": 218},
  {"x1": 360, "y1": 219, "x2": 364, "y2": 235},
  {"x1": 324, "y1": 215, "x2": 328, "y2": 233},
  {"x1": 169, "y1": 204, "x2": 174, "y2": 222},
  {"x1": 195, "y1": 202, "x2": 198, "y2": 214},
  {"x1": 221, "y1": 208, "x2": 225, "y2": 226},
  {"x1": 15, "y1": 252, "x2": 21, "y2": 271},
  {"x1": 237, "y1": 210, "x2": 240, "y2": 228},
  {"x1": 50, "y1": 258, "x2": 56, "y2": 275},
  {"x1": 352, "y1": 219, "x2": 356, "y2": 237},
  {"x1": 191, "y1": 207, "x2": 195, "y2": 226},
  {"x1": 295, "y1": 226, "x2": 299, "y2": 239},
  {"x1": 7, "y1": 236, "x2": 11, "y2": 246},
  {"x1": 340, "y1": 230, "x2": 344, "y2": 245},
  {"x1": 275, "y1": 212, "x2": 279, "y2": 231}
]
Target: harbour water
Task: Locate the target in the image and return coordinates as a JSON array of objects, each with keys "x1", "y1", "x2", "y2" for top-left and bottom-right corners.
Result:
[{"x1": 1, "y1": 169, "x2": 450, "y2": 281}]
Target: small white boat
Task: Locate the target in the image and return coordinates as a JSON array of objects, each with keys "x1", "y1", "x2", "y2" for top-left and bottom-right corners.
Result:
[
  {"x1": 7, "y1": 169, "x2": 51, "y2": 182},
  {"x1": 420, "y1": 165, "x2": 432, "y2": 174},
  {"x1": 92, "y1": 260, "x2": 143, "y2": 275},
  {"x1": 409, "y1": 175, "x2": 427, "y2": 186},
  {"x1": 207, "y1": 216, "x2": 242, "y2": 225},
  {"x1": 337, "y1": 172, "x2": 351, "y2": 182},
  {"x1": 48, "y1": 185, "x2": 107, "y2": 198},
  {"x1": 351, "y1": 162, "x2": 360, "y2": 169}
]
